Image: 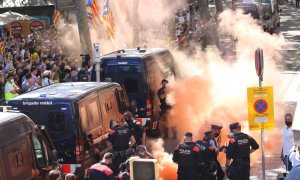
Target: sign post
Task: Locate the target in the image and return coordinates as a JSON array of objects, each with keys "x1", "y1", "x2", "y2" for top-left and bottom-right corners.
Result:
[
  {"x1": 93, "y1": 43, "x2": 101, "y2": 82},
  {"x1": 255, "y1": 48, "x2": 265, "y2": 180}
]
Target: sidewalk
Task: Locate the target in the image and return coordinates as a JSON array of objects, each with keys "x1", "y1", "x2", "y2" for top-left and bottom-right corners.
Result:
[{"x1": 250, "y1": 153, "x2": 286, "y2": 179}]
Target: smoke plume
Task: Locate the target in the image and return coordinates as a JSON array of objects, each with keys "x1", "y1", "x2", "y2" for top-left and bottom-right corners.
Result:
[{"x1": 60, "y1": 1, "x2": 290, "y2": 179}]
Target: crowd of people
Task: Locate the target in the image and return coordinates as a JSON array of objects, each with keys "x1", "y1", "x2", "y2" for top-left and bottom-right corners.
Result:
[{"x1": 0, "y1": 26, "x2": 90, "y2": 104}]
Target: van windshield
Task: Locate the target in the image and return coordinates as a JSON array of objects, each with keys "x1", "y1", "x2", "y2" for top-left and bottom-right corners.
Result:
[
  {"x1": 107, "y1": 65, "x2": 141, "y2": 73},
  {"x1": 101, "y1": 58, "x2": 145, "y2": 102}
]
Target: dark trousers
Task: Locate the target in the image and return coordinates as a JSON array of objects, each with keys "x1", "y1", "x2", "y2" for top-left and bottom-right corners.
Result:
[
  {"x1": 160, "y1": 111, "x2": 177, "y2": 139},
  {"x1": 178, "y1": 168, "x2": 198, "y2": 180},
  {"x1": 284, "y1": 155, "x2": 293, "y2": 171},
  {"x1": 215, "y1": 160, "x2": 224, "y2": 180},
  {"x1": 232, "y1": 160, "x2": 250, "y2": 180},
  {"x1": 112, "y1": 151, "x2": 127, "y2": 176}
]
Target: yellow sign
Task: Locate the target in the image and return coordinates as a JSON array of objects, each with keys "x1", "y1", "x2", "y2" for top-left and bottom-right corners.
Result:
[{"x1": 247, "y1": 86, "x2": 274, "y2": 130}]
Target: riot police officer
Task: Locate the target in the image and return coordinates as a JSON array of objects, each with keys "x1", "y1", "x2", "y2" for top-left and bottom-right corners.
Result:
[
  {"x1": 124, "y1": 111, "x2": 146, "y2": 147},
  {"x1": 173, "y1": 132, "x2": 202, "y2": 180},
  {"x1": 101, "y1": 120, "x2": 136, "y2": 175},
  {"x1": 157, "y1": 79, "x2": 176, "y2": 139},
  {"x1": 195, "y1": 131, "x2": 217, "y2": 180},
  {"x1": 225, "y1": 122, "x2": 259, "y2": 180},
  {"x1": 210, "y1": 124, "x2": 225, "y2": 180}
]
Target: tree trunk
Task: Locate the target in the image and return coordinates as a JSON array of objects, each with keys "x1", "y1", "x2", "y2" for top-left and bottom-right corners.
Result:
[
  {"x1": 215, "y1": 0, "x2": 224, "y2": 15},
  {"x1": 197, "y1": 0, "x2": 211, "y2": 49},
  {"x1": 74, "y1": 0, "x2": 93, "y2": 64}
]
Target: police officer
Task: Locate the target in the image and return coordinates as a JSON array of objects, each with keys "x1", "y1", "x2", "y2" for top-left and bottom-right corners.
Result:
[
  {"x1": 124, "y1": 111, "x2": 146, "y2": 147},
  {"x1": 89, "y1": 152, "x2": 115, "y2": 180},
  {"x1": 225, "y1": 122, "x2": 259, "y2": 180},
  {"x1": 101, "y1": 119, "x2": 136, "y2": 175},
  {"x1": 157, "y1": 79, "x2": 176, "y2": 139},
  {"x1": 195, "y1": 131, "x2": 217, "y2": 180},
  {"x1": 210, "y1": 124, "x2": 225, "y2": 180},
  {"x1": 173, "y1": 132, "x2": 202, "y2": 180}
]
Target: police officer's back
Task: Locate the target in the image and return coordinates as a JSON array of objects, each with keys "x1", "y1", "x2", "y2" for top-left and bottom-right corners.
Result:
[
  {"x1": 195, "y1": 131, "x2": 217, "y2": 180},
  {"x1": 89, "y1": 152, "x2": 115, "y2": 180},
  {"x1": 225, "y1": 122, "x2": 259, "y2": 180},
  {"x1": 173, "y1": 132, "x2": 202, "y2": 180}
]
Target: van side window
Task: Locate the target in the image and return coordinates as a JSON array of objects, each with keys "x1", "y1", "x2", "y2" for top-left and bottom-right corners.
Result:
[
  {"x1": 32, "y1": 135, "x2": 46, "y2": 167},
  {"x1": 48, "y1": 112, "x2": 65, "y2": 133},
  {"x1": 14, "y1": 151, "x2": 24, "y2": 167},
  {"x1": 115, "y1": 89, "x2": 126, "y2": 113},
  {"x1": 80, "y1": 100, "x2": 101, "y2": 132}
]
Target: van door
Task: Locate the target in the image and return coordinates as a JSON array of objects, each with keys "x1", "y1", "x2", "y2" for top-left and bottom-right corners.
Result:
[
  {"x1": 3, "y1": 137, "x2": 33, "y2": 180},
  {"x1": 31, "y1": 133, "x2": 54, "y2": 179},
  {"x1": 98, "y1": 90, "x2": 118, "y2": 133},
  {"x1": 78, "y1": 94, "x2": 104, "y2": 156}
]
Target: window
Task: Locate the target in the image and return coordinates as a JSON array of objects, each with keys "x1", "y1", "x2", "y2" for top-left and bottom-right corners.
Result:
[
  {"x1": 87, "y1": 101, "x2": 101, "y2": 128},
  {"x1": 124, "y1": 77, "x2": 138, "y2": 93},
  {"x1": 115, "y1": 89, "x2": 126, "y2": 113},
  {"x1": 32, "y1": 135, "x2": 46, "y2": 167},
  {"x1": 80, "y1": 100, "x2": 101, "y2": 132},
  {"x1": 48, "y1": 112, "x2": 65, "y2": 133},
  {"x1": 14, "y1": 152, "x2": 24, "y2": 168},
  {"x1": 107, "y1": 65, "x2": 141, "y2": 73}
]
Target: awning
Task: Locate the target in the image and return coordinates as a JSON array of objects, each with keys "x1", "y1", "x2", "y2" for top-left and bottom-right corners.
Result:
[{"x1": 0, "y1": 11, "x2": 37, "y2": 26}]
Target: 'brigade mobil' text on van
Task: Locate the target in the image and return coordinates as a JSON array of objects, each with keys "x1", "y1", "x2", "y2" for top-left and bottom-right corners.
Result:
[
  {"x1": 0, "y1": 112, "x2": 58, "y2": 180},
  {"x1": 92, "y1": 48, "x2": 178, "y2": 136},
  {"x1": 8, "y1": 82, "x2": 129, "y2": 178}
]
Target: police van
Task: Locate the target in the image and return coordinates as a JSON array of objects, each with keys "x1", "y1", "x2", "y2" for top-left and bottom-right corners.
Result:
[
  {"x1": 8, "y1": 82, "x2": 129, "y2": 178},
  {"x1": 0, "y1": 111, "x2": 58, "y2": 180},
  {"x1": 233, "y1": 2, "x2": 271, "y2": 32},
  {"x1": 92, "y1": 48, "x2": 178, "y2": 136}
]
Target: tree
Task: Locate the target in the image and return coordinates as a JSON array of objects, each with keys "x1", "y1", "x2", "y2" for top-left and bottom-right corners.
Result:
[{"x1": 215, "y1": 0, "x2": 224, "y2": 15}]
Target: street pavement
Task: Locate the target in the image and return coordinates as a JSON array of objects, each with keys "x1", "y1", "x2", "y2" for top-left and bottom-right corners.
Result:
[{"x1": 161, "y1": 3, "x2": 300, "y2": 180}]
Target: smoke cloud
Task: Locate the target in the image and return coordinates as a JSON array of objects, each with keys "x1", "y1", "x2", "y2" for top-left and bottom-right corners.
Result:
[{"x1": 59, "y1": 1, "x2": 290, "y2": 179}]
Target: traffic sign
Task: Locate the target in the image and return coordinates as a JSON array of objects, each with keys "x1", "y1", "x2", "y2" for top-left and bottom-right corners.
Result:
[
  {"x1": 254, "y1": 99, "x2": 268, "y2": 114},
  {"x1": 247, "y1": 86, "x2": 274, "y2": 130},
  {"x1": 255, "y1": 48, "x2": 264, "y2": 77}
]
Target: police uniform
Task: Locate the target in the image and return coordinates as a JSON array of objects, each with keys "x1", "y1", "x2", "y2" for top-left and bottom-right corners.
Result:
[
  {"x1": 173, "y1": 133, "x2": 202, "y2": 180},
  {"x1": 157, "y1": 79, "x2": 175, "y2": 139},
  {"x1": 226, "y1": 131, "x2": 259, "y2": 180},
  {"x1": 125, "y1": 118, "x2": 144, "y2": 147},
  {"x1": 107, "y1": 125, "x2": 133, "y2": 175},
  {"x1": 89, "y1": 162, "x2": 114, "y2": 180},
  {"x1": 210, "y1": 125, "x2": 225, "y2": 180},
  {"x1": 195, "y1": 132, "x2": 216, "y2": 180}
]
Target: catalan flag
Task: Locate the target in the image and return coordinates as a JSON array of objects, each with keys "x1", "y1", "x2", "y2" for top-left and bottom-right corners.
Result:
[
  {"x1": 89, "y1": 0, "x2": 102, "y2": 27},
  {"x1": 100, "y1": 0, "x2": 115, "y2": 41},
  {"x1": 53, "y1": 0, "x2": 60, "y2": 28}
]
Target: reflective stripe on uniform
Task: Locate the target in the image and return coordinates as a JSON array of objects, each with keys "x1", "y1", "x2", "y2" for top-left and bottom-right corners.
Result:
[
  {"x1": 61, "y1": 164, "x2": 81, "y2": 174},
  {"x1": 135, "y1": 118, "x2": 150, "y2": 126}
]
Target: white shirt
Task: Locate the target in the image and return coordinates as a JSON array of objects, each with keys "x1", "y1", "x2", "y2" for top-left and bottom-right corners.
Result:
[
  {"x1": 283, "y1": 126, "x2": 295, "y2": 155},
  {"x1": 42, "y1": 77, "x2": 52, "y2": 87},
  {"x1": 289, "y1": 149, "x2": 300, "y2": 167}
]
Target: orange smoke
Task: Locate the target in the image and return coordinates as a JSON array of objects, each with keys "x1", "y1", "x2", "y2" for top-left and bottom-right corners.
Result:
[{"x1": 151, "y1": 139, "x2": 178, "y2": 180}]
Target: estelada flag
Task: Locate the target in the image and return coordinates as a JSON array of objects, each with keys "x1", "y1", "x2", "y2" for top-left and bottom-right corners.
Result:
[{"x1": 100, "y1": 0, "x2": 116, "y2": 41}]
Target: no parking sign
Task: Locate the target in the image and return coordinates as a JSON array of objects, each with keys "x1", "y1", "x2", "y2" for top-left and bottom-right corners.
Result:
[{"x1": 247, "y1": 86, "x2": 275, "y2": 130}]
